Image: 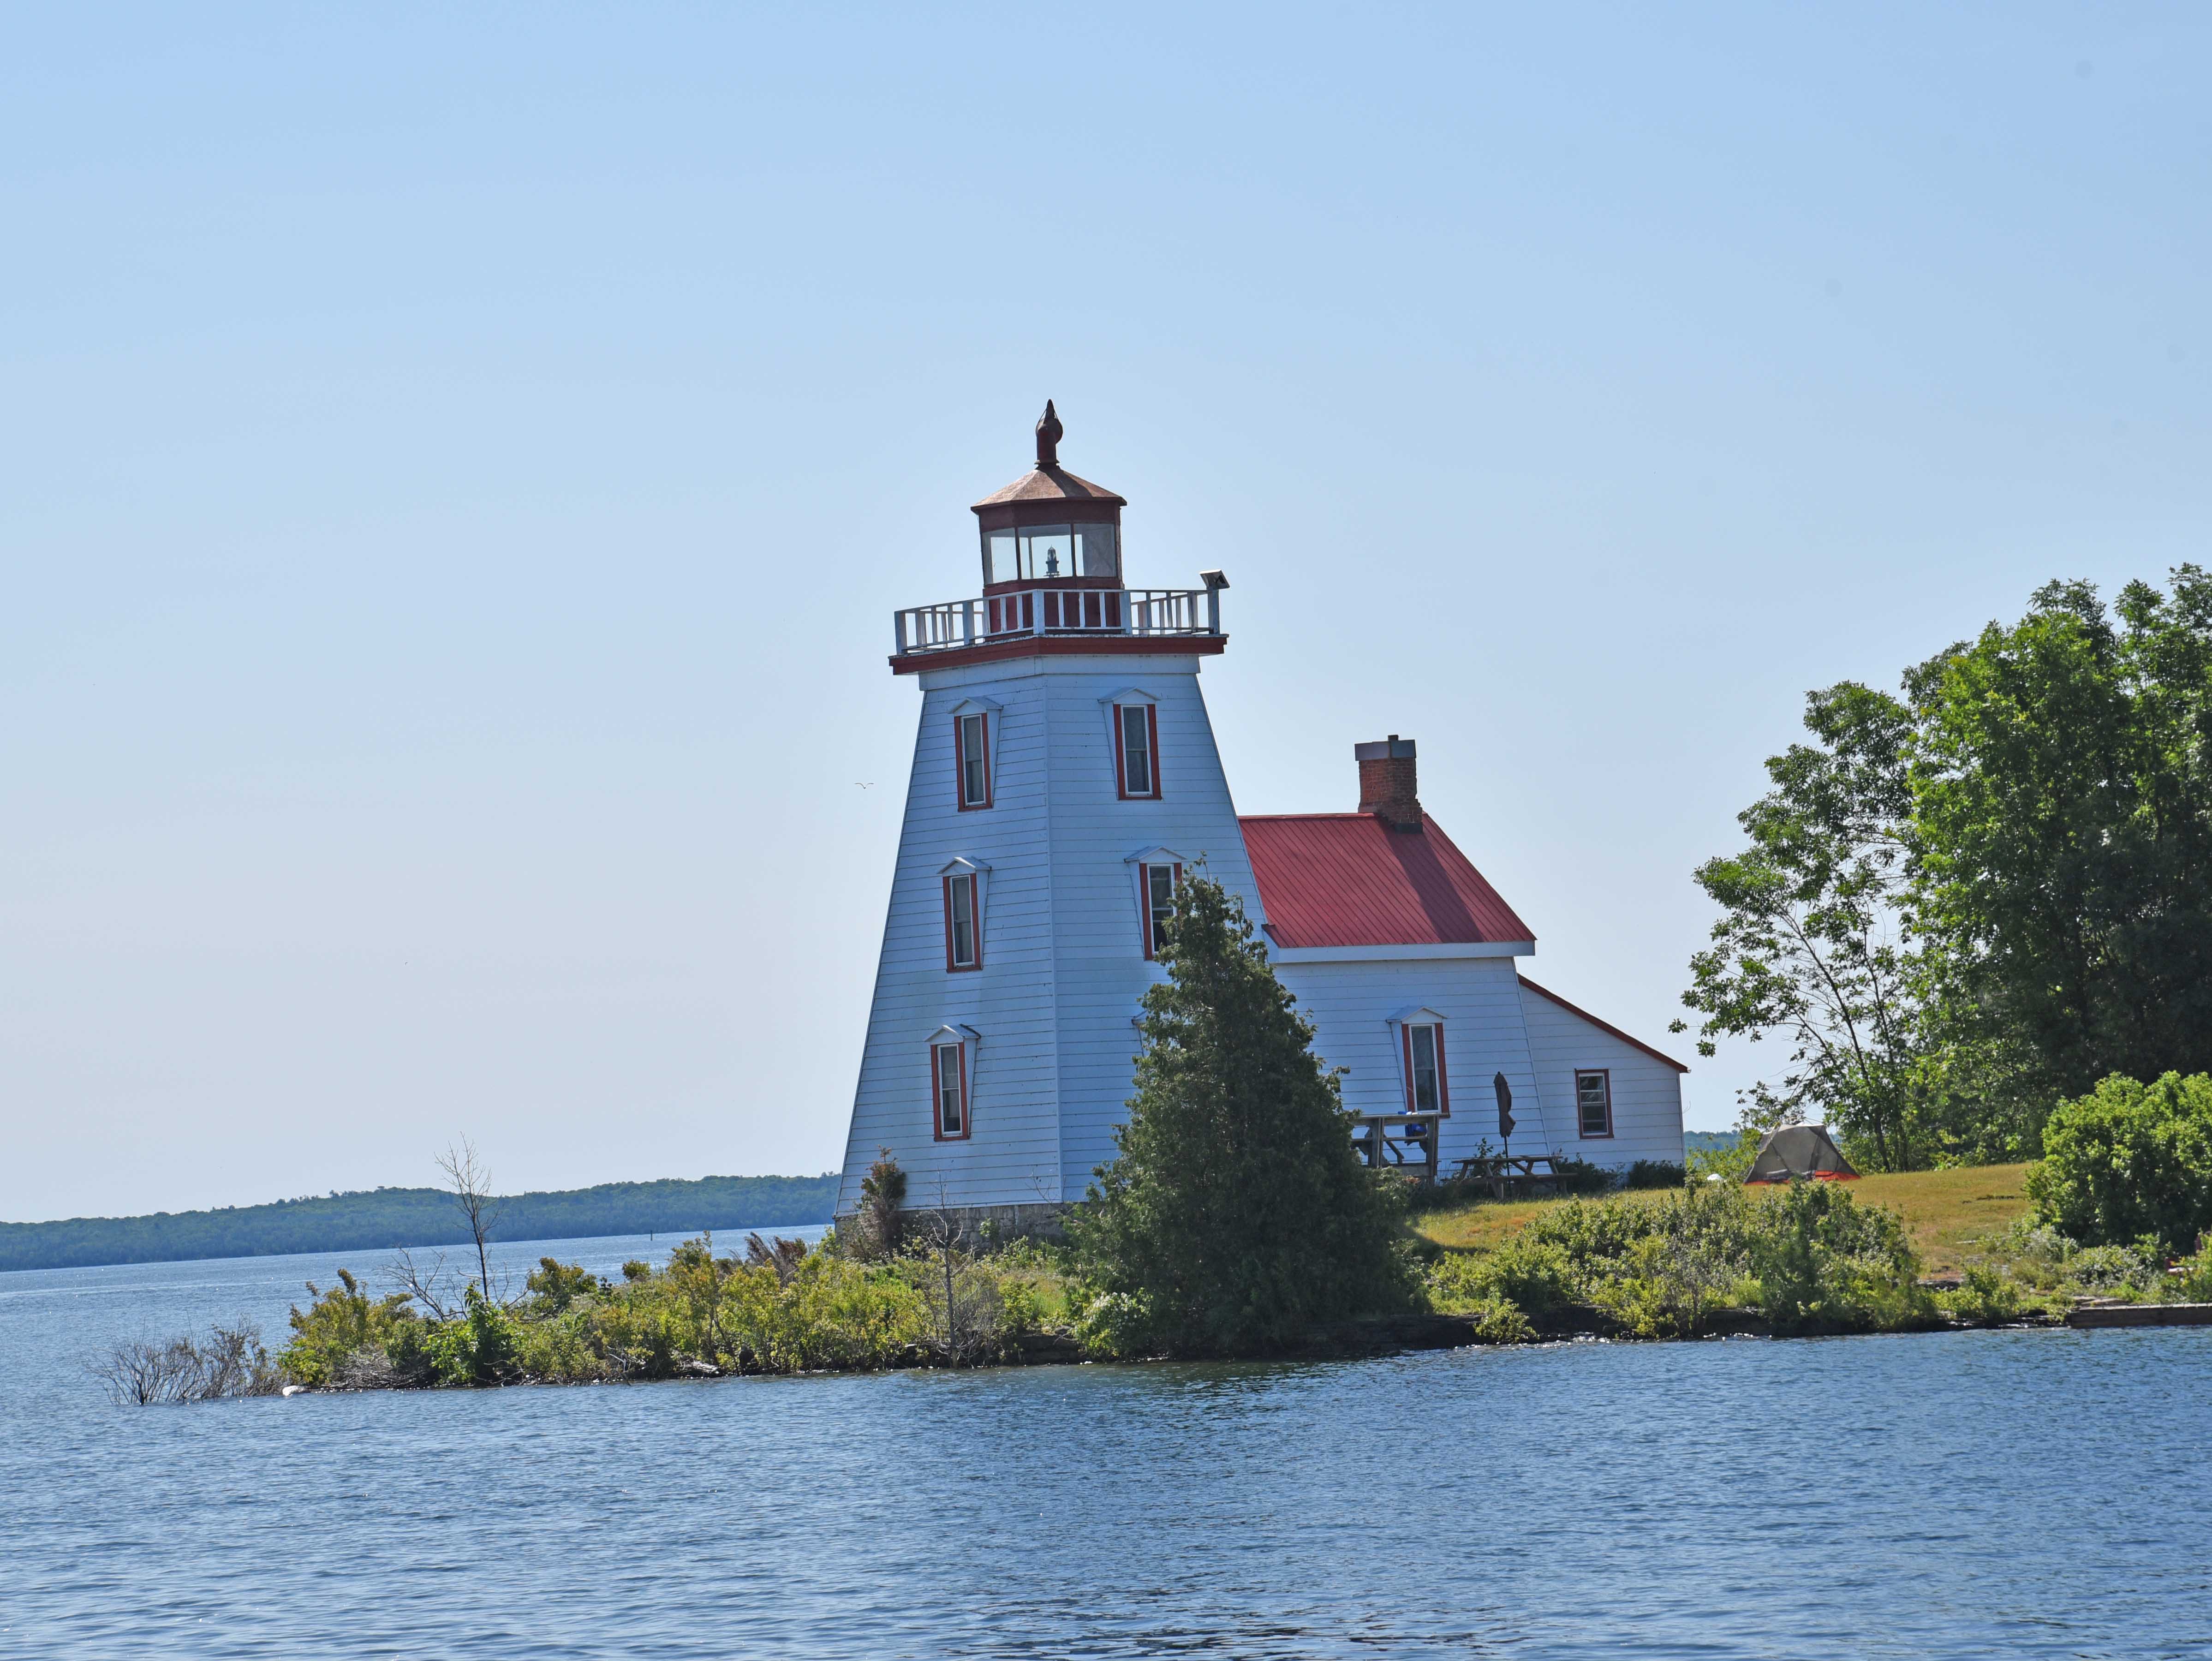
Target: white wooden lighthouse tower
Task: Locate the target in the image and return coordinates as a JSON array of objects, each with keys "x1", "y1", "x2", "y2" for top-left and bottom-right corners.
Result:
[{"x1": 837, "y1": 405, "x2": 1265, "y2": 1224}]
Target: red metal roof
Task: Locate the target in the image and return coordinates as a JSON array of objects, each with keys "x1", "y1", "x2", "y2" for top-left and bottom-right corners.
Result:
[{"x1": 1237, "y1": 813, "x2": 1535, "y2": 950}]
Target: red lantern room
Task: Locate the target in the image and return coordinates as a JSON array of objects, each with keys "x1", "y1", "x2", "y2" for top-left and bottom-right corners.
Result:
[
  {"x1": 889, "y1": 401, "x2": 1228, "y2": 670},
  {"x1": 972, "y1": 400, "x2": 1128, "y2": 637}
]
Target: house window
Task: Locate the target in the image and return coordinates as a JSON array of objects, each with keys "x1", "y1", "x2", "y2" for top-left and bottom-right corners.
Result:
[
  {"x1": 1576, "y1": 1069, "x2": 1614, "y2": 1138},
  {"x1": 1140, "y1": 861, "x2": 1181, "y2": 959},
  {"x1": 932, "y1": 1043, "x2": 970, "y2": 1139},
  {"x1": 1115, "y1": 704, "x2": 1160, "y2": 799},
  {"x1": 943, "y1": 872, "x2": 981, "y2": 971},
  {"x1": 1402, "y1": 1022, "x2": 1449, "y2": 1115},
  {"x1": 955, "y1": 713, "x2": 991, "y2": 809}
]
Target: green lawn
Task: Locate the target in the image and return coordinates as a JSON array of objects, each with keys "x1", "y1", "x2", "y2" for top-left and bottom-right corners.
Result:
[{"x1": 1413, "y1": 1164, "x2": 2036, "y2": 1274}]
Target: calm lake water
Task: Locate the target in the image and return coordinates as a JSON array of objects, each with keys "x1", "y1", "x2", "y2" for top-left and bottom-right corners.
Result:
[{"x1": 3, "y1": 1235, "x2": 2208, "y2": 1659}]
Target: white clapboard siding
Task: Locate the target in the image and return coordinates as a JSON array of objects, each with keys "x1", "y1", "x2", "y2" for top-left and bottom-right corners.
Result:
[
  {"x1": 838, "y1": 651, "x2": 1264, "y2": 1214},
  {"x1": 1515, "y1": 976, "x2": 1687, "y2": 1169},
  {"x1": 1270, "y1": 956, "x2": 1557, "y2": 1167}
]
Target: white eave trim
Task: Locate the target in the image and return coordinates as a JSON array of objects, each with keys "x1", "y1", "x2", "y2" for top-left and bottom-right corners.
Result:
[{"x1": 1267, "y1": 940, "x2": 1535, "y2": 962}]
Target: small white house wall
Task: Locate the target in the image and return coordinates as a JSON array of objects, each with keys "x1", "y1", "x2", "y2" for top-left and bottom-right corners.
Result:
[
  {"x1": 1515, "y1": 979, "x2": 1686, "y2": 1168},
  {"x1": 1270, "y1": 955, "x2": 1557, "y2": 1169},
  {"x1": 837, "y1": 651, "x2": 1264, "y2": 1215}
]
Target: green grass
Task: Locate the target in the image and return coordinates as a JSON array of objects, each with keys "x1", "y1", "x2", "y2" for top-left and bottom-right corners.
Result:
[{"x1": 1413, "y1": 1164, "x2": 2037, "y2": 1274}]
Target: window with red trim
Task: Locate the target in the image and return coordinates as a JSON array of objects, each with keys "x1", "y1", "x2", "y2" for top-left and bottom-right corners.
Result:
[
  {"x1": 954, "y1": 713, "x2": 991, "y2": 809},
  {"x1": 1402, "y1": 1022, "x2": 1449, "y2": 1115},
  {"x1": 1575, "y1": 1069, "x2": 1613, "y2": 1138},
  {"x1": 1114, "y1": 704, "x2": 1161, "y2": 799},
  {"x1": 932, "y1": 1043, "x2": 970, "y2": 1139},
  {"x1": 1139, "y1": 861, "x2": 1181, "y2": 959},
  {"x1": 942, "y1": 872, "x2": 981, "y2": 971}
]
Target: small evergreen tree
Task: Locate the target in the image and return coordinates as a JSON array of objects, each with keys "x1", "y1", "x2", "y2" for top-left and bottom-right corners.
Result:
[{"x1": 1070, "y1": 873, "x2": 1415, "y2": 1356}]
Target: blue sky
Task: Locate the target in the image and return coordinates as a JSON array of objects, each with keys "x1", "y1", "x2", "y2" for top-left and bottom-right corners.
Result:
[{"x1": 4, "y1": 4, "x2": 2208, "y2": 1219}]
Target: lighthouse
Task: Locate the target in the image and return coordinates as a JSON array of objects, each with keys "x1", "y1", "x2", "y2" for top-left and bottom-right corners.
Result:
[
  {"x1": 837, "y1": 404, "x2": 1266, "y2": 1226},
  {"x1": 838, "y1": 406, "x2": 1687, "y2": 1229}
]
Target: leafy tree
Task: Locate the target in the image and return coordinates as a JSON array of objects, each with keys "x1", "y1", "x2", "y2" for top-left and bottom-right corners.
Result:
[
  {"x1": 1909, "y1": 570, "x2": 2212, "y2": 1137},
  {"x1": 1675, "y1": 682, "x2": 1928, "y2": 1169},
  {"x1": 2026, "y1": 1072, "x2": 2212, "y2": 1255},
  {"x1": 1069, "y1": 873, "x2": 1415, "y2": 1356}
]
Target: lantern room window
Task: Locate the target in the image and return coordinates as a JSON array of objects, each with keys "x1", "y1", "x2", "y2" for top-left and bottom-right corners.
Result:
[{"x1": 982, "y1": 522, "x2": 1119, "y2": 586}]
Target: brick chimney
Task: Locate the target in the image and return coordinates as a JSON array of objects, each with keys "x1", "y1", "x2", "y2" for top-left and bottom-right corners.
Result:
[{"x1": 1355, "y1": 735, "x2": 1422, "y2": 831}]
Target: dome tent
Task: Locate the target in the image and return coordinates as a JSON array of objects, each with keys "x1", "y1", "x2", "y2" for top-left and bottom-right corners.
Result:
[{"x1": 1743, "y1": 1124, "x2": 1858, "y2": 1183}]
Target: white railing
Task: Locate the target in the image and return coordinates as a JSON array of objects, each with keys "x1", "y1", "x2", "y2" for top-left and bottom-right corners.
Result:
[{"x1": 892, "y1": 586, "x2": 1223, "y2": 657}]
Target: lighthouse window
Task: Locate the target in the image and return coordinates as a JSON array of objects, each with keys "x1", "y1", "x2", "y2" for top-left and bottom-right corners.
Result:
[
  {"x1": 933, "y1": 1043, "x2": 969, "y2": 1139},
  {"x1": 955, "y1": 713, "x2": 990, "y2": 808},
  {"x1": 1141, "y1": 862, "x2": 1181, "y2": 959},
  {"x1": 1115, "y1": 704, "x2": 1159, "y2": 799},
  {"x1": 943, "y1": 872, "x2": 981, "y2": 971}
]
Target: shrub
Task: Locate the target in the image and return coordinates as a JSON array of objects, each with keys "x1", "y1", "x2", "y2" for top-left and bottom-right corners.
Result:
[
  {"x1": 1070, "y1": 875, "x2": 1417, "y2": 1356},
  {"x1": 2165, "y1": 1249, "x2": 2212, "y2": 1303},
  {"x1": 280, "y1": 1269, "x2": 419, "y2": 1387},
  {"x1": 427, "y1": 1287, "x2": 522, "y2": 1386},
  {"x1": 1461, "y1": 1296, "x2": 1537, "y2": 1344},
  {"x1": 852, "y1": 1151, "x2": 908, "y2": 1261},
  {"x1": 95, "y1": 1323, "x2": 282, "y2": 1404},
  {"x1": 1625, "y1": 1160, "x2": 1687, "y2": 1190},
  {"x1": 1549, "y1": 1155, "x2": 1616, "y2": 1196},
  {"x1": 2027, "y1": 1072, "x2": 2212, "y2": 1255},
  {"x1": 1750, "y1": 1181, "x2": 1931, "y2": 1335},
  {"x1": 1570, "y1": 1186, "x2": 1754, "y2": 1338},
  {"x1": 1937, "y1": 1266, "x2": 2021, "y2": 1324},
  {"x1": 1426, "y1": 1234, "x2": 1574, "y2": 1318}
]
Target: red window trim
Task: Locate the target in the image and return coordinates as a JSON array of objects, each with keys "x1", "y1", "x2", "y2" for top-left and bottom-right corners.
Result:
[
  {"x1": 1575, "y1": 1068, "x2": 1615, "y2": 1139},
  {"x1": 1139, "y1": 861, "x2": 1183, "y2": 961},
  {"x1": 1401, "y1": 1021, "x2": 1451, "y2": 1116},
  {"x1": 1113, "y1": 703, "x2": 1162, "y2": 801},
  {"x1": 930, "y1": 1042, "x2": 972, "y2": 1141},
  {"x1": 942, "y1": 872, "x2": 982, "y2": 973},
  {"x1": 954, "y1": 711, "x2": 992, "y2": 811}
]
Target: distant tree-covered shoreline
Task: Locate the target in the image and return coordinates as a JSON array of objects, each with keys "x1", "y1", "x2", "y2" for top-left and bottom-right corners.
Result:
[{"x1": 0, "y1": 1174, "x2": 840, "y2": 1274}]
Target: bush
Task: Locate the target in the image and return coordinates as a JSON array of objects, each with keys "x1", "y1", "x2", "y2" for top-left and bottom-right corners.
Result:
[
  {"x1": 2026, "y1": 1072, "x2": 2212, "y2": 1255},
  {"x1": 427, "y1": 1288, "x2": 522, "y2": 1386},
  {"x1": 1625, "y1": 1160, "x2": 1687, "y2": 1190},
  {"x1": 1751, "y1": 1181, "x2": 1931, "y2": 1335},
  {"x1": 1070, "y1": 875, "x2": 1417, "y2": 1356},
  {"x1": 1426, "y1": 1235, "x2": 1574, "y2": 1317},
  {"x1": 1550, "y1": 1185, "x2": 1756, "y2": 1338},
  {"x1": 95, "y1": 1323, "x2": 282, "y2": 1404},
  {"x1": 1937, "y1": 1266, "x2": 2021, "y2": 1324},
  {"x1": 1549, "y1": 1155, "x2": 1616, "y2": 1196},
  {"x1": 850, "y1": 1151, "x2": 908, "y2": 1261},
  {"x1": 2165, "y1": 1249, "x2": 2212, "y2": 1303},
  {"x1": 280, "y1": 1269, "x2": 419, "y2": 1387}
]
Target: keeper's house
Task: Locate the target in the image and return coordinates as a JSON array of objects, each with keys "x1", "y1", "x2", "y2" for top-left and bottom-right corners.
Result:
[{"x1": 837, "y1": 406, "x2": 1685, "y2": 1226}]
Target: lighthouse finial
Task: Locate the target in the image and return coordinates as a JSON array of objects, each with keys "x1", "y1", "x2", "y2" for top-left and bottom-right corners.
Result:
[{"x1": 1035, "y1": 400, "x2": 1062, "y2": 469}]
